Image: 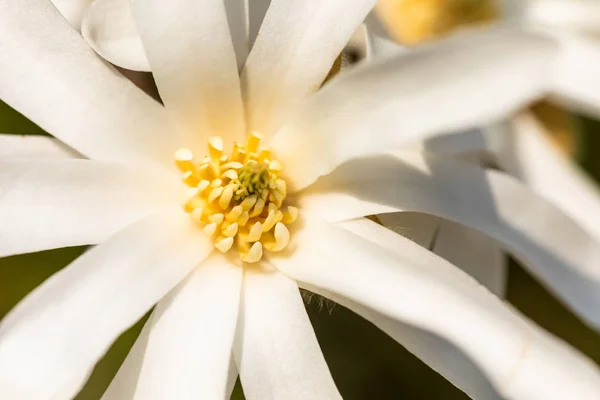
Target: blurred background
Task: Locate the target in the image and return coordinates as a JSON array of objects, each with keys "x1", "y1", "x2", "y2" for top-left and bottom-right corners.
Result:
[{"x1": 2, "y1": 0, "x2": 600, "y2": 398}]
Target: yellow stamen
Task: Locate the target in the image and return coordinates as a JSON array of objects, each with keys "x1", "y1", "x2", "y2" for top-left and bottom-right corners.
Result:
[{"x1": 174, "y1": 133, "x2": 296, "y2": 263}]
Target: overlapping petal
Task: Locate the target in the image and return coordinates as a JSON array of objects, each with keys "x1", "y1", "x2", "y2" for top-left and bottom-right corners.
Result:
[
  {"x1": 272, "y1": 213, "x2": 600, "y2": 399},
  {"x1": 51, "y1": 0, "x2": 92, "y2": 29},
  {"x1": 0, "y1": 0, "x2": 177, "y2": 167},
  {"x1": 102, "y1": 254, "x2": 242, "y2": 400},
  {"x1": 233, "y1": 268, "x2": 341, "y2": 400},
  {"x1": 271, "y1": 27, "x2": 557, "y2": 190},
  {"x1": 0, "y1": 159, "x2": 178, "y2": 257},
  {"x1": 242, "y1": 0, "x2": 376, "y2": 137},
  {"x1": 301, "y1": 151, "x2": 600, "y2": 328},
  {"x1": 0, "y1": 212, "x2": 212, "y2": 400},
  {"x1": 0, "y1": 135, "x2": 80, "y2": 159}
]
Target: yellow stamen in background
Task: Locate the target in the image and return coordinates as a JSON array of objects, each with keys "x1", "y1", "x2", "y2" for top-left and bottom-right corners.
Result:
[{"x1": 175, "y1": 132, "x2": 295, "y2": 263}]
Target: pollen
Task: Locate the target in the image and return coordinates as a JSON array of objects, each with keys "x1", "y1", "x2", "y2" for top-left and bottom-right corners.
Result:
[{"x1": 175, "y1": 132, "x2": 297, "y2": 263}]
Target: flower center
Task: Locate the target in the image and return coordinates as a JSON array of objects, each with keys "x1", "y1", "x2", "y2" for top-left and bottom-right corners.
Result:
[{"x1": 174, "y1": 133, "x2": 297, "y2": 263}]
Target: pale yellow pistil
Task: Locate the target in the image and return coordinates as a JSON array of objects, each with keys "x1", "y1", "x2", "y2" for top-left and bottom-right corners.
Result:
[{"x1": 175, "y1": 132, "x2": 297, "y2": 263}]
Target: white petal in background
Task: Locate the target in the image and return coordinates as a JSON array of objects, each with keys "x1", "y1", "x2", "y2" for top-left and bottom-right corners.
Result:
[
  {"x1": 224, "y1": 0, "x2": 249, "y2": 70},
  {"x1": 300, "y1": 151, "x2": 600, "y2": 329},
  {"x1": 0, "y1": 159, "x2": 179, "y2": 257},
  {"x1": 271, "y1": 27, "x2": 557, "y2": 190},
  {"x1": 272, "y1": 213, "x2": 600, "y2": 399},
  {"x1": 0, "y1": 134, "x2": 81, "y2": 159},
  {"x1": 102, "y1": 254, "x2": 242, "y2": 400},
  {"x1": 523, "y1": 0, "x2": 600, "y2": 37},
  {"x1": 81, "y1": 0, "x2": 151, "y2": 71},
  {"x1": 234, "y1": 268, "x2": 341, "y2": 400},
  {"x1": 0, "y1": 0, "x2": 178, "y2": 167},
  {"x1": 242, "y1": 0, "x2": 376, "y2": 137},
  {"x1": 51, "y1": 0, "x2": 92, "y2": 30},
  {"x1": 0, "y1": 213, "x2": 213, "y2": 400},
  {"x1": 131, "y1": 0, "x2": 246, "y2": 150}
]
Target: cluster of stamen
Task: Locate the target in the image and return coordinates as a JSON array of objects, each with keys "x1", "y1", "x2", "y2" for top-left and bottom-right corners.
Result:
[{"x1": 175, "y1": 133, "x2": 297, "y2": 263}]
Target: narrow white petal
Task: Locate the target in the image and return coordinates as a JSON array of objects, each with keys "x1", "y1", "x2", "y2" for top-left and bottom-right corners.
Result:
[
  {"x1": 51, "y1": 0, "x2": 92, "y2": 29},
  {"x1": 0, "y1": 0, "x2": 177, "y2": 167},
  {"x1": 0, "y1": 213, "x2": 213, "y2": 400},
  {"x1": 0, "y1": 134, "x2": 80, "y2": 159},
  {"x1": 242, "y1": 0, "x2": 376, "y2": 137},
  {"x1": 0, "y1": 159, "x2": 179, "y2": 257},
  {"x1": 377, "y1": 214, "x2": 508, "y2": 296},
  {"x1": 548, "y1": 34, "x2": 600, "y2": 118},
  {"x1": 270, "y1": 27, "x2": 556, "y2": 190},
  {"x1": 301, "y1": 151, "x2": 600, "y2": 328},
  {"x1": 234, "y1": 268, "x2": 341, "y2": 400},
  {"x1": 81, "y1": 0, "x2": 150, "y2": 71},
  {"x1": 102, "y1": 254, "x2": 242, "y2": 400},
  {"x1": 499, "y1": 112, "x2": 600, "y2": 239},
  {"x1": 364, "y1": 12, "x2": 404, "y2": 60},
  {"x1": 271, "y1": 213, "x2": 600, "y2": 399},
  {"x1": 131, "y1": 0, "x2": 245, "y2": 150}
]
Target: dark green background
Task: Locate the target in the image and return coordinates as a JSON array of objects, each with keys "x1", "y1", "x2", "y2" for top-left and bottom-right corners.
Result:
[{"x1": 1, "y1": 101, "x2": 599, "y2": 399}]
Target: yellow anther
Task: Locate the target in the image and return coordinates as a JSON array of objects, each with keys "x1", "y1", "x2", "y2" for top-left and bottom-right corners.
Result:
[
  {"x1": 262, "y1": 210, "x2": 277, "y2": 232},
  {"x1": 197, "y1": 180, "x2": 210, "y2": 193},
  {"x1": 220, "y1": 155, "x2": 229, "y2": 163},
  {"x1": 275, "y1": 179, "x2": 286, "y2": 195},
  {"x1": 182, "y1": 170, "x2": 199, "y2": 187},
  {"x1": 238, "y1": 211, "x2": 250, "y2": 227},
  {"x1": 191, "y1": 207, "x2": 204, "y2": 223},
  {"x1": 242, "y1": 241, "x2": 263, "y2": 264},
  {"x1": 226, "y1": 205, "x2": 243, "y2": 221},
  {"x1": 215, "y1": 237, "x2": 234, "y2": 253},
  {"x1": 232, "y1": 143, "x2": 246, "y2": 162},
  {"x1": 203, "y1": 222, "x2": 217, "y2": 237},
  {"x1": 183, "y1": 188, "x2": 203, "y2": 212},
  {"x1": 247, "y1": 131, "x2": 262, "y2": 154},
  {"x1": 259, "y1": 147, "x2": 272, "y2": 162},
  {"x1": 222, "y1": 222, "x2": 239, "y2": 237},
  {"x1": 265, "y1": 222, "x2": 290, "y2": 252},
  {"x1": 219, "y1": 185, "x2": 234, "y2": 209},
  {"x1": 240, "y1": 195, "x2": 257, "y2": 211},
  {"x1": 247, "y1": 222, "x2": 263, "y2": 242},
  {"x1": 222, "y1": 161, "x2": 243, "y2": 170},
  {"x1": 208, "y1": 186, "x2": 224, "y2": 203},
  {"x1": 208, "y1": 213, "x2": 224, "y2": 224},
  {"x1": 249, "y1": 198, "x2": 265, "y2": 217},
  {"x1": 210, "y1": 179, "x2": 223, "y2": 188},
  {"x1": 208, "y1": 136, "x2": 223, "y2": 159},
  {"x1": 269, "y1": 160, "x2": 282, "y2": 172},
  {"x1": 282, "y1": 206, "x2": 298, "y2": 224},
  {"x1": 174, "y1": 148, "x2": 195, "y2": 172},
  {"x1": 221, "y1": 169, "x2": 238, "y2": 180}
]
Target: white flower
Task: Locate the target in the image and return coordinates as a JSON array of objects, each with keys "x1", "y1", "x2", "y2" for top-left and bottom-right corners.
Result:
[
  {"x1": 365, "y1": 0, "x2": 600, "y2": 344},
  {"x1": 1, "y1": 1, "x2": 600, "y2": 400}
]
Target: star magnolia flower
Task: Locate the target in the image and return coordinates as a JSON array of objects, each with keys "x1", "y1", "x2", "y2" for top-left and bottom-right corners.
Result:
[
  {"x1": 366, "y1": 0, "x2": 600, "y2": 351},
  {"x1": 2, "y1": 1, "x2": 600, "y2": 399}
]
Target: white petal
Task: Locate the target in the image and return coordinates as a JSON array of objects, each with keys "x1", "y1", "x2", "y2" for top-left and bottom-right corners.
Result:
[
  {"x1": 242, "y1": 0, "x2": 376, "y2": 137},
  {"x1": 270, "y1": 27, "x2": 557, "y2": 190},
  {"x1": 233, "y1": 268, "x2": 341, "y2": 400},
  {"x1": 548, "y1": 33, "x2": 600, "y2": 117},
  {"x1": 0, "y1": 134, "x2": 81, "y2": 159},
  {"x1": 0, "y1": 0, "x2": 178, "y2": 167},
  {"x1": 51, "y1": 0, "x2": 92, "y2": 29},
  {"x1": 500, "y1": 112, "x2": 600, "y2": 239},
  {"x1": 131, "y1": 0, "x2": 246, "y2": 150},
  {"x1": 364, "y1": 12, "x2": 404, "y2": 60},
  {"x1": 0, "y1": 212, "x2": 213, "y2": 400},
  {"x1": 225, "y1": 0, "x2": 250, "y2": 70},
  {"x1": 377, "y1": 213, "x2": 508, "y2": 297},
  {"x1": 337, "y1": 217, "x2": 503, "y2": 398},
  {"x1": 81, "y1": 0, "x2": 151, "y2": 71},
  {"x1": 0, "y1": 159, "x2": 178, "y2": 257},
  {"x1": 524, "y1": 0, "x2": 600, "y2": 37},
  {"x1": 248, "y1": 0, "x2": 272, "y2": 50},
  {"x1": 300, "y1": 151, "x2": 600, "y2": 328},
  {"x1": 271, "y1": 213, "x2": 600, "y2": 399},
  {"x1": 102, "y1": 254, "x2": 242, "y2": 400}
]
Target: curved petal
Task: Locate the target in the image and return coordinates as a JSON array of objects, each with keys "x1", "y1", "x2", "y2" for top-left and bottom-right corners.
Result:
[
  {"x1": 225, "y1": 0, "x2": 250, "y2": 70},
  {"x1": 102, "y1": 254, "x2": 242, "y2": 400},
  {"x1": 0, "y1": 0, "x2": 178, "y2": 167},
  {"x1": 51, "y1": 0, "x2": 93, "y2": 29},
  {"x1": 0, "y1": 159, "x2": 179, "y2": 258},
  {"x1": 300, "y1": 151, "x2": 600, "y2": 329},
  {"x1": 131, "y1": 0, "x2": 245, "y2": 150},
  {"x1": 0, "y1": 134, "x2": 81, "y2": 159},
  {"x1": 81, "y1": 0, "x2": 151, "y2": 71},
  {"x1": 364, "y1": 12, "x2": 404, "y2": 60},
  {"x1": 233, "y1": 268, "x2": 341, "y2": 400},
  {"x1": 0, "y1": 212, "x2": 213, "y2": 400},
  {"x1": 271, "y1": 213, "x2": 600, "y2": 399},
  {"x1": 497, "y1": 112, "x2": 600, "y2": 239},
  {"x1": 271, "y1": 27, "x2": 557, "y2": 191},
  {"x1": 242, "y1": 0, "x2": 376, "y2": 137},
  {"x1": 378, "y1": 213, "x2": 508, "y2": 296},
  {"x1": 337, "y1": 217, "x2": 503, "y2": 399},
  {"x1": 548, "y1": 33, "x2": 600, "y2": 118}
]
